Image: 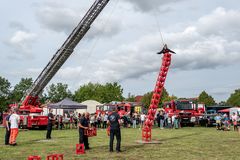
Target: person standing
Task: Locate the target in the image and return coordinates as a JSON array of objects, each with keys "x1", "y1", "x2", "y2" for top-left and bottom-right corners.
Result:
[
  {"x1": 159, "y1": 111, "x2": 165, "y2": 129},
  {"x1": 79, "y1": 112, "x2": 90, "y2": 150},
  {"x1": 167, "y1": 115, "x2": 172, "y2": 128},
  {"x1": 70, "y1": 112, "x2": 74, "y2": 129},
  {"x1": 90, "y1": 114, "x2": 95, "y2": 127},
  {"x1": 215, "y1": 113, "x2": 222, "y2": 130},
  {"x1": 103, "y1": 113, "x2": 108, "y2": 129},
  {"x1": 231, "y1": 112, "x2": 238, "y2": 131},
  {"x1": 156, "y1": 111, "x2": 160, "y2": 128},
  {"x1": 0, "y1": 111, "x2": 2, "y2": 124},
  {"x1": 5, "y1": 110, "x2": 12, "y2": 145},
  {"x1": 140, "y1": 113, "x2": 145, "y2": 128},
  {"x1": 97, "y1": 113, "x2": 102, "y2": 128},
  {"x1": 9, "y1": 108, "x2": 20, "y2": 146},
  {"x1": 107, "y1": 108, "x2": 121, "y2": 153},
  {"x1": 132, "y1": 112, "x2": 137, "y2": 128},
  {"x1": 46, "y1": 109, "x2": 54, "y2": 139}
]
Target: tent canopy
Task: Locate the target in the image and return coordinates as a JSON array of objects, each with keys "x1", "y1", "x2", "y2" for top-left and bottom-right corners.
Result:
[
  {"x1": 47, "y1": 98, "x2": 87, "y2": 109},
  {"x1": 218, "y1": 108, "x2": 230, "y2": 113}
]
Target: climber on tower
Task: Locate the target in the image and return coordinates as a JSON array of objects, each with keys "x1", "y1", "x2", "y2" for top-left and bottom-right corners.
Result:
[{"x1": 157, "y1": 44, "x2": 176, "y2": 54}]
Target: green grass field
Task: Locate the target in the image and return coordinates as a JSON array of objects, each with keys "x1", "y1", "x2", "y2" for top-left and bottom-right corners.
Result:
[{"x1": 0, "y1": 126, "x2": 240, "y2": 160}]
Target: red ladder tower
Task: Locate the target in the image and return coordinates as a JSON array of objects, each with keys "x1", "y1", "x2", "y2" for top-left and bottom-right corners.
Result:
[{"x1": 142, "y1": 44, "x2": 175, "y2": 142}]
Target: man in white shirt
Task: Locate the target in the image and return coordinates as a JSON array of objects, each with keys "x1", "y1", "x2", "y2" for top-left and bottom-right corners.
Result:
[
  {"x1": 140, "y1": 113, "x2": 145, "y2": 128},
  {"x1": 103, "y1": 113, "x2": 108, "y2": 128},
  {"x1": 231, "y1": 112, "x2": 238, "y2": 131},
  {"x1": 9, "y1": 108, "x2": 20, "y2": 146}
]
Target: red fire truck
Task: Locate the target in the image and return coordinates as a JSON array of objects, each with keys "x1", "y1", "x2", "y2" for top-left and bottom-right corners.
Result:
[
  {"x1": 96, "y1": 102, "x2": 144, "y2": 117},
  {"x1": 10, "y1": 0, "x2": 110, "y2": 129},
  {"x1": 163, "y1": 99, "x2": 205, "y2": 126},
  {"x1": 96, "y1": 102, "x2": 130, "y2": 117}
]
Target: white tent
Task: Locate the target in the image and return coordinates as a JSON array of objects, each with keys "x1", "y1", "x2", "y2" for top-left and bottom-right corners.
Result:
[
  {"x1": 80, "y1": 100, "x2": 103, "y2": 114},
  {"x1": 230, "y1": 107, "x2": 240, "y2": 116}
]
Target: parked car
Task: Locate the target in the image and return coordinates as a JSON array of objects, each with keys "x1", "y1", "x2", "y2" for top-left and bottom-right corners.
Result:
[{"x1": 199, "y1": 112, "x2": 217, "y2": 127}]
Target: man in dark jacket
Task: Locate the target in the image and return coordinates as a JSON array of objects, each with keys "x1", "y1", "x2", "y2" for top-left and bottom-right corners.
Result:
[
  {"x1": 107, "y1": 108, "x2": 121, "y2": 152},
  {"x1": 156, "y1": 111, "x2": 160, "y2": 128},
  {"x1": 46, "y1": 109, "x2": 54, "y2": 139},
  {"x1": 79, "y1": 112, "x2": 90, "y2": 150},
  {"x1": 5, "y1": 110, "x2": 12, "y2": 145}
]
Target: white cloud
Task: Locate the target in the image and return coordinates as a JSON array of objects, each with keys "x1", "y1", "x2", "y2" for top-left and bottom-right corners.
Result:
[
  {"x1": 56, "y1": 66, "x2": 83, "y2": 80},
  {"x1": 9, "y1": 7, "x2": 239, "y2": 92},
  {"x1": 197, "y1": 7, "x2": 240, "y2": 40},
  {"x1": 6, "y1": 30, "x2": 37, "y2": 58},
  {"x1": 80, "y1": 7, "x2": 240, "y2": 83}
]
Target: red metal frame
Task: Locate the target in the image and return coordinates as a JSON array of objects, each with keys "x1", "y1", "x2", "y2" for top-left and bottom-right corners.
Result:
[
  {"x1": 17, "y1": 95, "x2": 48, "y2": 129},
  {"x1": 142, "y1": 51, "x2": 173, "y2": 142}
]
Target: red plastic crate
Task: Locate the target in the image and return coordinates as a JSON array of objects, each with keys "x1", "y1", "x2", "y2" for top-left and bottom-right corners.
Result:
[
  {"x1": 28, "y1": 155, "x2": 41, "y2": 160},
  {"x1": 46, "y1": 154, "x2": 63, "y2": 160}
]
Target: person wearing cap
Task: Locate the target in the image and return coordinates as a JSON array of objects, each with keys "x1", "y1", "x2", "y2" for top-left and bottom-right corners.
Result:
[
  {"x1": 9, "y1": 108, "x2": 20, "y2": 146},
  {"x1": 107, "y1": 107, "x2": 121, "y2": 153}
]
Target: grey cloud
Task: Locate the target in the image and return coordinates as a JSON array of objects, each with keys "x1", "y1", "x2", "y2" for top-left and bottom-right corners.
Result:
[
  {"x1": 36, "y1": 5, "x2": 78, "y2": 33},
  {"x1": 197, "y1": 7, "x2": 240, "y2": 41},
  {"x1": 83, "y1": 7, "x2": 240, "y2": 83},
  {"x1": 123, "y1": 0, "x2": 182, "y2": 12},
  {"x1": 35, "y1": 3, "x2": 122, "y2": 39},
  {"x1": 5, "y1": 30, "x2": 37, "y2": 59},
  {"x1": 17, "y1": 6, "x2": 239, "y2": 92},
  {"x1": 9, "y1": 21, "x2": 28, "y2": 31},
  {"x1": 86, "y1": 18, "x2": 123, "y2": 39},
  {"x1": 209, "y1": 84, "x2": 240, "y2": 97},
  {"x1": 9, "y1": 68, "x2": 41, "y2": 78}
]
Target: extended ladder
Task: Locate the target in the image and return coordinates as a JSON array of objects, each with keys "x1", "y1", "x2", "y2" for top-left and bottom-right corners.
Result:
[{"x1": 22, "y1": 0, "x2": 110, "y2": 106}]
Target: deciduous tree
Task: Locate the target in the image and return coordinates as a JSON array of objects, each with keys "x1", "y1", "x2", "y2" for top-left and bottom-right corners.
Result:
[
  {"x1": 74, "y1": 82, "x2": 124, "y2": 103},
  {"x1": 141, "y1": 88, "x2": 170, "y2": 108},
  {"x1": 226, "y1": 89, "x2": 240, "y2": 106},
  {"x1": 46, "y1": 83, "x2": 72, "y2": 103},
  {"x1": 198, "y1": 91, "x2": 216, "y2": 106},
  {"x1": 0, "y1": 76, "x2": 11, "y2": 111},
  {"x1": 11, "y1": 78, "x2": 33, "y2": 102},
  {"x1": 125, "y1": 93, "x2": 135, "y2": 102}
]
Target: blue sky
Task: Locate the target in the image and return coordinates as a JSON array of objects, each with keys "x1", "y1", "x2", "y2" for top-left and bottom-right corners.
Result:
[{"x1": 0, "y1": 0, "x2": 240, "y2": 102}]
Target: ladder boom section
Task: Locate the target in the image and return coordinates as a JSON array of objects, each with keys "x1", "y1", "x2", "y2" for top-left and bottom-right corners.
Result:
[{"x1": 24, "y1": 0, "x2": 110, "y2": 102}]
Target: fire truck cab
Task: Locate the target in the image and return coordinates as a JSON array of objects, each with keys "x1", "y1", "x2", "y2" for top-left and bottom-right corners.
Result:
[
  {"x1": 163, "y1": 100, "x2": 205, "y2": 126},
  {"x1": 96, "y1": 102, "x2": 131, "y2": 117}
]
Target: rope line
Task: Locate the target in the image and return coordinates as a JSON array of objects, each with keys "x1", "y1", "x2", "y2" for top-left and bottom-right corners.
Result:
[
  {"x1": 153, "y1": 7, "x2": 165, "y2": 47},
  {"x1": 75, "y1": 0, "x2": 120, "y2": 79}
]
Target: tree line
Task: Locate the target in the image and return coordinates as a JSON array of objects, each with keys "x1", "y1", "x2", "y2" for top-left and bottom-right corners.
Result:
[{"x1": 0, "y1": 75, "x2": 240, "y2": 111}]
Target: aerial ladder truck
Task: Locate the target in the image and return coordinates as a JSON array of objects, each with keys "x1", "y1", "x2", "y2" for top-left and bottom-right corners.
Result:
[{"x1": 16, "y1": 0, "x2": 110, "y2": 129}]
